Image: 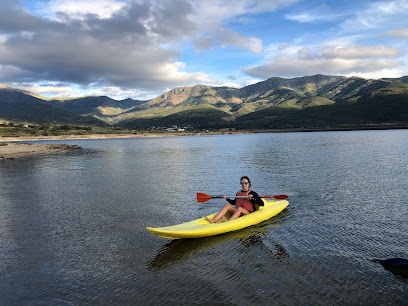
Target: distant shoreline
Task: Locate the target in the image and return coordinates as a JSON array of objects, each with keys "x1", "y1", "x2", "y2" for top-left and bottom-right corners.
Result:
[{"x1": 0, "y1": 125, "x2": 407, "y2": 143}]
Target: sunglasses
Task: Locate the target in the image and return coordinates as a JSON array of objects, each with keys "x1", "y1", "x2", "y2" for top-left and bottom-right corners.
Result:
[{"x1": 240, "y1": 181, "x2": 249, "y2": 185}]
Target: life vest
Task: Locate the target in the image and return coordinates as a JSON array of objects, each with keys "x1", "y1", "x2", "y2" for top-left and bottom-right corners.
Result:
[{"x1": 235, "y1": 189, "x2": 254, "y2": 212}]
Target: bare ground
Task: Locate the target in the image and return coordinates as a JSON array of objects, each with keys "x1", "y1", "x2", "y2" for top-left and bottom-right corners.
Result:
[{"x1": 0, "y1": 142, "x2": 82, "y2": 160}]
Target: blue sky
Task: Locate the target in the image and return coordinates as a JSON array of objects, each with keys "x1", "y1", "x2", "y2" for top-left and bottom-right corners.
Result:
[{"x1": 1, "y1": 0, "x2": 407, "y2": 100}]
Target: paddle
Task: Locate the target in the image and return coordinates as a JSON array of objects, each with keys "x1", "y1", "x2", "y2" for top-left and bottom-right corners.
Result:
[{"x1": 197, "y1": 192, "x2": 288, "y2": 203}]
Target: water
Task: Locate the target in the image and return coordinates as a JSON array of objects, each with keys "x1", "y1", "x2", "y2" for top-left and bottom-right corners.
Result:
[{"x1": 1, "y1": 130, "x2": 407, "y2": 305}]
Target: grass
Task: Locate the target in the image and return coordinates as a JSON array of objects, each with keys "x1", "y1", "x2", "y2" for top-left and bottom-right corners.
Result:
[{"x1": 0, "y1": 120, "x2": 141, "y2": 137}]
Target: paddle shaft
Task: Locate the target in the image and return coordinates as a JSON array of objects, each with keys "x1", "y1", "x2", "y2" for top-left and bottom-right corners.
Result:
[
  {"x1": 196, "y1": 192, "x2": 288, "y2": 202},
  {"x1": 211, "y1": 195, "x2": 253, "y2": 199}
]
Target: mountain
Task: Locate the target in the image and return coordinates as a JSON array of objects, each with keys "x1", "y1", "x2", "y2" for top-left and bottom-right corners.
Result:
[
  {"x1": 382, "y1": 76, "x2": 408, "y2": 84},
  {"x1": 119, "y1": 74, "x2": 408, "y2": 128},
  {"x1": 0, "y1": 86, "x2": 145, "y2": 124},
  {"x1": 0, "y1": 86, "x2": 104, "y2": 124},
  {"x1": 0, "y1": 101, "x2": 103, "y2": 124},
  {"x1": 44, "y1": 96, "x2": 146, "y2": 124},
  {"x1": 0, "y1": 85, "x2": 46, "y2": 104},
  {"x1": 1, "y1": 74, "x2": 408, "y2": 129}
]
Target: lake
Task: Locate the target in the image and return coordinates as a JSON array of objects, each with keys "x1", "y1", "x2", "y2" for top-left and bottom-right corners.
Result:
[{"x1": 1, "y1": 130, "x2": 407, "y2": 305}]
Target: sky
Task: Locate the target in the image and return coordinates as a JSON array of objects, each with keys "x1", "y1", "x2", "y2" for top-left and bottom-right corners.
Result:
[{"x1": 0, "y1": 0, "x2": 408, "y2": 100}]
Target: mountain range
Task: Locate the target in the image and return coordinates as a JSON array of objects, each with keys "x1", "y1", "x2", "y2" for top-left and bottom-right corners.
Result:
[{"x1": 1, "y1": 74, "x2": 408, "y2": 129}]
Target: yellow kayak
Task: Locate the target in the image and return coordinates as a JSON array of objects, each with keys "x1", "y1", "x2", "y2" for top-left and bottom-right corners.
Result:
[{"x1": 146, "y1": 199, "x2": 289, "y2": 239}]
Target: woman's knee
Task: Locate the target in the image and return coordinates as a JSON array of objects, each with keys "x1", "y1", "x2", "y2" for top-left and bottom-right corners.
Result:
[
  {"x1": 226, "y1": 204, "x2": 236, "y2": 213},
  {"x1": 237, "y1": 207, "x2": 249, "y2": 215}
]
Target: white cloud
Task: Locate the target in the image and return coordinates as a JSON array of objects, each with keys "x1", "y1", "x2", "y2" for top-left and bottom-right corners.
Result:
[
  {"x1": 346, "y1": 68, "x2": 408, "y2": 79},
  {"x1": 6, "y1": 82, "x2": 162, "y2": 100},
  {"x1": 20, "y1": 84, "x2": 72, "y2": 94},
  {"x1": 36, "y1": 0, "x2": 125, "y2": 19},
  {"x1": 193, "y1": 28, "x2": 263, "y2": 53},
  {"x1": 340, "y1": 0, "x2": 408, "y2": 32},
  {"x1": 0, "y1": 0, "x2": 301, "y2": 99},
  {"x1": 0, "y1": 0, "x2": 216, "y2": 94},
  {"x1": 285, "y1": 4, "x2": 344, "y2": 23},
  {"x1": 243, "y1": 0, "x2": 408, "y2": 81},
  {"x1": 321, "y1": 45, "x2": 404, "y2": 59},
  {"x1": 85, "y1": 86, "x2": 154, "y2": 100},
  {"x1": 242, "y1": 46, "x2": 405, "y2": 79},
  {"x1": 191, "y1": 0, "x2": 300, "y2": 25},
  {"x1": 383, "y1": 29, "x2": 408, "y2": 38},
  {"x1": 4, "y1": 82, "x2": 77, "y2": 96},
  {"x1": 188, "y1": 0, "x2": 300, "y2": 53}
]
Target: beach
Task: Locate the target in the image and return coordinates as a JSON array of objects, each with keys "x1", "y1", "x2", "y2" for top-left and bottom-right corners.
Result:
[
  {"x1": 0, "y1": 142, "x2": 82, "y2": 159},
  {"x1": 0, "y1": 133, "x2": 160, "y2": 142},
  {"x1": 0, "y1": 133, "x2": 220, "y2": 159}
]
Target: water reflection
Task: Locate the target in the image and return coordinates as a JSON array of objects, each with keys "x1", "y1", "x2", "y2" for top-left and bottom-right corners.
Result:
[
  {"x1": 146, "y1": 211, "x2": 290, "y2": 271},
  {"x1": 238, "y1": 234, "x2": 289, "y2": 262}
]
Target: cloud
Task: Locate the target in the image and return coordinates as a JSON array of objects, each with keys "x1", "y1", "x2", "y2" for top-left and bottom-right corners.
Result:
[
  {"x1": 191, "y1": 0, "x2": 300, "y2": 24},
  {"x1": 242, "y1": 46, "x2": 405, "y2": 79},
  {"x1": 193, "y1": 28, "x2": 263, "y2": 53},
  {"x1": 0, "y1": 0, "x2": 46, "y2": 32},
  {"x1": 321, "y1": 45, "x2": 404, "y2": 59},
  {"x1": 0, "y1": 0, "x2": 212, "y2": 93},
  {"x1": 11, "y1": 82, "x2": 159, "y2": 100},
  {"x1": 36, "y1": 0, "x2": 125, "y2": 19},
  {"x1": 243, "y1": 0, "x2": 408, "y2": 80},
  {"x1": 0, "y1": 0, "x2": 300, "y2": 98},
  {"x1": 285, "y1": 4, "x2": 344, "y2": 23},
  {"x1": 340, "y1": 0, "x2": 408, "y2": 32},
  {"x1": 189, "y1": 0, "x2": 300, "y2": 53},
  {"x1": 383, "y1": 28, "x2": 408, "y2": 38},
  {"x1": 0, "y1": 64, "x2": 28, "y2": 80},
  {"x1": 12, "y1": 83, "x2": 73, "y2": 95},
  {"x1": 85, "y1": 86, "x2": 155, "y2": 100}
]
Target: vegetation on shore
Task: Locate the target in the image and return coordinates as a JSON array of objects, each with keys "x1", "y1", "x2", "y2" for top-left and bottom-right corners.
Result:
[
  {"x1": 0, "y1": 120, "x2": 140, "y2": 138},
  {"x1": 1, "y1": 118, "x2": 406, "y2": 140}
]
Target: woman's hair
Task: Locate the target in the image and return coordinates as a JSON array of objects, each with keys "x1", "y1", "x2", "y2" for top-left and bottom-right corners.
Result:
[{"x1": 240, "y1": 176, "x2": 251, "y2": 187}]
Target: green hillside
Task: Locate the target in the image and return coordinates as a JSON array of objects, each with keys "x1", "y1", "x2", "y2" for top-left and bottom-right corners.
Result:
[
  {"x1": 0, "y1": 101, "x2": 102, "y2": 124},
  {"x1": 235, "y1": 92, "x2": 408, "y2": 129},
  {"x1": 1, "y1": 74, "x2": 408, "y2": 130},
  {"x1": 122, "y1": 105, "x2": 231, "y2": 129}
]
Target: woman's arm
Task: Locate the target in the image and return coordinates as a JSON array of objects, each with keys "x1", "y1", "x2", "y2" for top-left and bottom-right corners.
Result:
[
  {"x1": 226, "y1": 197, "x2": 236, "y2": 205},
  {"x1": 249, "y1": 191, "x2": 264, "y2": 206}
]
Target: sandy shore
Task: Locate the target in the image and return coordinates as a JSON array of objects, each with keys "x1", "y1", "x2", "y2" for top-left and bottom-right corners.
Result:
[
  {"x1": 0, "y1": 133, "x2": 163, "y2": 142},
  {"x1": 0, "y1": 132, "x2": 226, "y2": 159},
  {"x1": 0, "y1": 131, "x2": 252, "y2": 142},
  {"x1": 0, "y1": 142, "x2": 82, "y2": 160}
]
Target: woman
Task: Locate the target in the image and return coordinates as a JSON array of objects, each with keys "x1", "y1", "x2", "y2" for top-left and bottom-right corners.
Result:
[{"x1": 205, "y1": 176, "x2": 264, "y2": 223}]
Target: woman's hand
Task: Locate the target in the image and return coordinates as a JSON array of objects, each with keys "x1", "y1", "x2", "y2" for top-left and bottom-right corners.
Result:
[
  {"x1": 248, "y1": 194, "x2": 253, "y2": 200},
  {"x1": 222, "y1": 195, "x2": 227, "y2": 199}
]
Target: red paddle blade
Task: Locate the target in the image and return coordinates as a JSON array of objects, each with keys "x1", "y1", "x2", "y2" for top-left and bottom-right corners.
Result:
[
  {"x1": 262, "y1": 194, "x2": 288, "y2": 200},
  {"x1": 197, "y1": 193, "x2": 212, "y2": 202}
]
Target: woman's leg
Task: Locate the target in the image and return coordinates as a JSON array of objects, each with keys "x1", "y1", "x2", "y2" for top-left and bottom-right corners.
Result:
[
  {"x1": 205, "y1": 204, "x2": 236, "y2": 223},
  {"x1": 227, "y1": 207, "x2": 250, "y2": 221}
]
